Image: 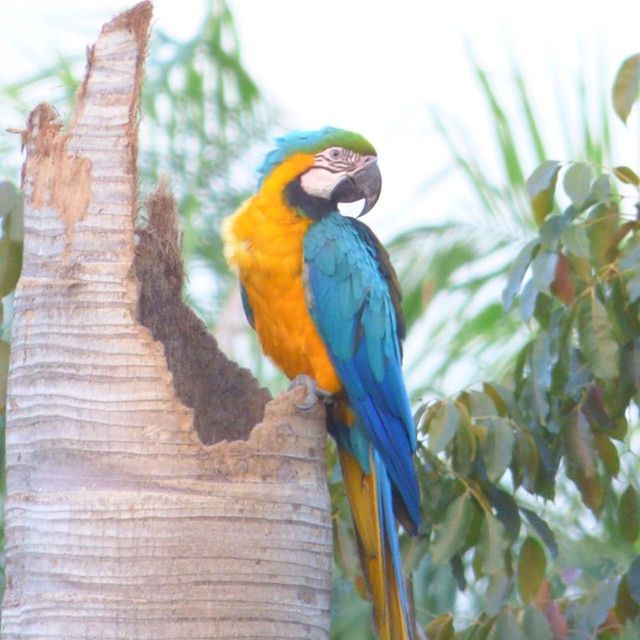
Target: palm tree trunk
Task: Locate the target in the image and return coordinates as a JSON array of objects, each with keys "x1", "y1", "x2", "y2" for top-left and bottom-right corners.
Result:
[{"x1": 1, "y1": 3, "x2": 331, "y2": 638}]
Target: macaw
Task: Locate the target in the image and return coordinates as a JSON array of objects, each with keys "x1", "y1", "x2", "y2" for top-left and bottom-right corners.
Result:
[{"x1": 222, "y1": 127, "x2": 420, "y2": 640}]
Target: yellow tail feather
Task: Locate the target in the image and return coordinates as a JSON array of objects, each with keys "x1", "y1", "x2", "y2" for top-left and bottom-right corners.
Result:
[{"x1": 338, "y1": 447, "x2": 412, "y2": 640}]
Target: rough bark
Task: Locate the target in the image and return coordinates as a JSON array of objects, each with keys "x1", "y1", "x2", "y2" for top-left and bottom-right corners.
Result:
[
  {"x1": 136, "y1": 185, "x2": 271, "y2": 444},
  {"x1": 1, "y1": 3, "x2": 331, "y2": 638}
]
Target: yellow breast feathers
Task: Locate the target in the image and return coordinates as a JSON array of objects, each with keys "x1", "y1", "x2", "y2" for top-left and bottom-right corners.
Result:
[{"x1": 222, "y1": 154, "x2": 342, "y2": 393}]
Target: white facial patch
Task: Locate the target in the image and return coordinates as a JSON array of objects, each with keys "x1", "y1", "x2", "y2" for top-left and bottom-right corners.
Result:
[{"x1": 300, "y1": 166, "x2": 345, "y2": 199}]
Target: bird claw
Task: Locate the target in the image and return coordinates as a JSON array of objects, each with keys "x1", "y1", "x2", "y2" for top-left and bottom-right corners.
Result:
[{"x1": 288, "y1": 374, "x2": 333, "y2": 411}]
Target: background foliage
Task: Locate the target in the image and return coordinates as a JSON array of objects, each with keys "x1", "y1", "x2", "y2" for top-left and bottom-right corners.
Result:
[
  {"x1": 1, "y1": 4, "x2": 640, "y2": 639},
  {"x1": 329, "y1": 53, "x2": 640, "y2": 639}
]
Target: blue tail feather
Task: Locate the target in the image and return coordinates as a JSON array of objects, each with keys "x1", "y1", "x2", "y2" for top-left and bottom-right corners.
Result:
[{"x1": 375, "y1": 450, "x2": 412, "y2": 633}]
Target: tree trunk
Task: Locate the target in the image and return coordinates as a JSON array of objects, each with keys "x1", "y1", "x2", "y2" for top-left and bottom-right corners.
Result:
[{"x1": 1, "y1": 3, "x2": 331, "y2": 638}]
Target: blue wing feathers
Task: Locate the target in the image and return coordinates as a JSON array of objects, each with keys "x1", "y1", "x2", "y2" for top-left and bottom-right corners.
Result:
[
  {"x1": 314, "y1": 241, "x2": 337, "y2": 274},
  {"x1": 240, "y1": 284, "x2": 256, "y2": 330},
  {"x1": 304, "y1": 213, "x2": 421, "y2": 530}
]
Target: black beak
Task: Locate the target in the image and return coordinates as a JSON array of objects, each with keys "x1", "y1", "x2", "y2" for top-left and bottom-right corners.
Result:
[{"x1": 330, "y1": 160, "x2": 382, "y2": 217}]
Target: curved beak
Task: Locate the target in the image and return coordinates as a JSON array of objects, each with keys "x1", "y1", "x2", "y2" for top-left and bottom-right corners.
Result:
[{"x1": 330, "y1": 159, "x2": 382, "y2": 217}]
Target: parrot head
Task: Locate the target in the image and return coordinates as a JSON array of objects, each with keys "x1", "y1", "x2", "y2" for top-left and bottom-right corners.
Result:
[{"x1": 258, "y1": 127, "x2": 382, "y2": 219}]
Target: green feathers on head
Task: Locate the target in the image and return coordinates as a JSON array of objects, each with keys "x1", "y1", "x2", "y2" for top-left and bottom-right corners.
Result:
[{"x1": 257, "y1": 127, "x2": 376, "y2": 186}]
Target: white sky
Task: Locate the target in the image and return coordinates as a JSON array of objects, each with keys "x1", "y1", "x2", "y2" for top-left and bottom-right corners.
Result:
[{"x1": 1, "y1": 0, "x2": 638, "y2": 238}]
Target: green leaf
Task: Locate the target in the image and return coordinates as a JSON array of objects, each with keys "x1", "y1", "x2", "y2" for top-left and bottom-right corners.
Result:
[
  {"x1": 614, "y1": 165, "x2": 640, "y2": 186},
  {"x1": 551, "y1": 308, "x2": 575, "y2": 392},
  {"x1": 487, "y1": 488, "x2": 521, "y2": 542},
  {"x1": 0, "y1": 181, "x2": 21, "y2": 220},
  {"x1": 518, "y1": 537, "x2": 546, "y2": 604},
  {"x1": 563, "y1": 162, "x2": 593, "y2": 208},
  {"x1": 6, "y1": 201, "x2": 24, "y2": 243},
  {"x1": 564, "y1": 408, "x2": 606, "y2": 512},
  {"x1": 459, "y1": 614, "x2": 495, "y2": 640},
  {"x1": 619, "y1": 486, "x2": 640, "y2": 544},
  {"x1": 561, "y1": 224, "x2": 590, "y2": 259},
  {"x1": 485, "y1": 573, "x2": 510, "y2": 617},
  {"x1": 594, "y1": 433, "x2": 619, "y2": 477},
  {"x1": 586, "y1": 203, "x2": 618, "y2": 267},
  {"x1": 526, "y1": 161, "x2": 562, "y2": 226},
  {"x1": 533, "y1": 292, "x2": 552, "y2": 329},
  {"x1": 531, "y1": 251, "x2": 558, "y2": 295},
  {"x1": 1, "y1": 182, "x2": 24, "y2": 242},
  {"x1": 469, "y1": 390, "x2": 498, "y2": 418},
  {"x1": 522, "y1": 604, "x2": 553, "y2": 640},
  {"x1": 404, "y1": 536, "x2": 431, "y2": 578},
  {"x1": 520, "y1": 508, "x2": 558, "y2": 558},
  {"x1": 519, "y1": 280, "x2": 538, "y2": 324},
  {"x1": 539, "y1": 216, "x2": 569, "y2": 251},
  {"x1": 564, "y1": 408, "x2": 597, "y2": 478},
  {"x1": 0, "y1": 236, "x2": 22, "y2": 298},
  {"x1": 626, "y1": 556, "x2": 640, "y2": 604},
  {"x1": 619, "y1": 241, "x2": 640, "y2": 272},
  {"x1": 524, "y1": 374, "x2": 550, "y2": 428},
  {"x1": 628, "y1": 277, "x2": 640, "y2": 303},
  {"x1": 426, "y1": 613, "x2": 454, "y2": 640},
  {"x1": 481, "y1": 382, "x2": 507, "y2": 415},
  {"x1": 589, "y1": 174, "x2": 613, "y2": 204},
  {"x1": 502, "y1": 240, "x2": 538, "y2": 311},
  {"x1": 482, "y1": 418, "x2": 515, "y2": 482},
  {"x1": 513, "y1": 431, "x2": 539, "y2": 493},
  {"x1": 492, "y1": 609, "x2": 522, "y2": 640},
  {"x1": 608, "y1": 275, "x2": 637, "y2": 344},
  {"x1": 620, "y1": 240, "x2": 640, "y2": 303},
  {"x1": 617, "y1": 575, "x2": 640, "y2": 622},
  {"x1": 578, "y1": 294, "x2": 619, "y2": 381},
  {"x1": 0, "y1": 340, "x2": 9, "y2": 412},
  {"x1": 478, "y1": 511, "x2": 508, "y2": 576},
  {"x1": 431, "y1": 492, "x2": 473, "y2": 564},
  {"x1": 583, "y1": 579, "x2": 619, "y2": 633},
  {"x1": 531, "y1": 330, "x2": 552, "y2": 391},
  {"x1": 450, "y1": 554, "x2": 467, "y2": 591},
  {"x1": 612, "y1": 54, "x2": 640, "y2": 124},
  {"x1": 582, "y1": 384, "x2": 613, "y2": 429},
  {"x1": 453, "y1": 402, "x2": 477, "y2": 476},
  {"x1": 428, "y1": 400, "x2": 459, "y2": 454},
  {"x1": 624, "y1": 341, "x2": 640, "y2": 393}
]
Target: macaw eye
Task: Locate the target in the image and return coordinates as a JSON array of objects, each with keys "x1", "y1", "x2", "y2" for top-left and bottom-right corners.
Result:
[{"x1": 329, "y1": 148, "x2": 341, "y2": 160}]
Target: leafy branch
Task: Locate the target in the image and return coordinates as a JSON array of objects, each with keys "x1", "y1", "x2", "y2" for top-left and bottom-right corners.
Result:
[{"x1": 411, "y1": 53, "x2": 640, "y2": 639}]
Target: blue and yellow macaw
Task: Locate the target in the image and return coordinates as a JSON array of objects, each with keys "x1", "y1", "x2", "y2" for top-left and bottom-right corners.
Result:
[{"x1": 222, "y1": 127, "x2": 420, "y2": 639}]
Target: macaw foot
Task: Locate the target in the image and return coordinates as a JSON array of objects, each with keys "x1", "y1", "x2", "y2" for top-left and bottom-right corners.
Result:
[{"x1": 288, "y1": 374, "x2": 333, "y2": 411}]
